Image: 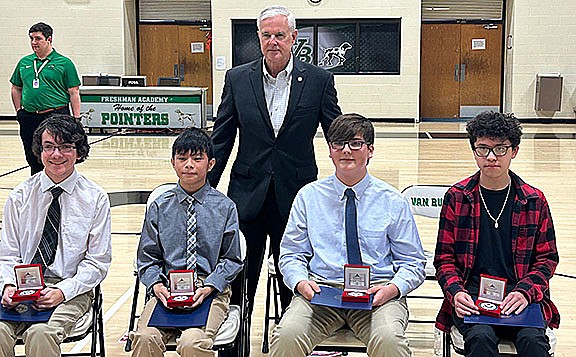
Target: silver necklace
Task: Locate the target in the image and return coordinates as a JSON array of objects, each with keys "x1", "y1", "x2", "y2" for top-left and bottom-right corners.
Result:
[{"x1": 478, "y1": 183, "x2": 511, "y2": 229}]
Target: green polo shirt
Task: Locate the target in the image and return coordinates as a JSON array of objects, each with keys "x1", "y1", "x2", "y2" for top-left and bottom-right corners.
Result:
[{"x1": 10, "y1": 49, "x2": 81, "y2": 112}]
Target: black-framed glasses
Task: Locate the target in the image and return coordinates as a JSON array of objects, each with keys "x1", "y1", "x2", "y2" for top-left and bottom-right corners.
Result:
[
  {"x1": 473, "y1": 145, "x2": 512, "y2": 157},
  {"x1": 329, "y1": 140, "x2": 367, "y2": 151},
  {"x1": 42, "y1": 144, "x2": 76, "y2": 154}
]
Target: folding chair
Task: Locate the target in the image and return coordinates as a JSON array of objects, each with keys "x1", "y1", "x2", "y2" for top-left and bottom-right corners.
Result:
[
  {"x1": 314, "y1": 329, "x2": 366, "y2": 354},
  {"x1": 398, "y1": 185, "x2": 451, "y2": 338},
  {"x1": 265, "y1": 185, "x2": 452, "y2": 355},
  {"x1": 21, "y1": 188, "x2": 158, "y2": 357},
  {"x1": 15, "y1": 284, "x2": 105, "y2": 357},
  {"x1": 401, "y1": 184, "x2": 451, "y2": 279},
  {"x1": 14, "y1": 188, "x2": 155, "y2": 356},
  {"x1": 260, "y1": 246, "x2": 366, "y2": 354},
  {"x1": 124, "y1": 183, "x2": 249, "y2": 356},
  {"x1": 262, "y1": 255, "x2": 282, "y2": 353},
  {"x1": 312, "y1": 185, "x2": 450, "y2": 354},
  {"x1": 444, "y1": 325, "x2": 557, "y2": 356}
]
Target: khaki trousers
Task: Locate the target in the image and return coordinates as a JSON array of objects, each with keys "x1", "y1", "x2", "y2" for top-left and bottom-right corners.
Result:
[
  {"x1": 0, "y1": 282, "x2": 93, "y2": 357},
  {"x1": 270, "y1": 294, "x2": 412, "y2": 357},
  {"x1": 130, "y1": 286, "x2": 231, "y2": 357}
]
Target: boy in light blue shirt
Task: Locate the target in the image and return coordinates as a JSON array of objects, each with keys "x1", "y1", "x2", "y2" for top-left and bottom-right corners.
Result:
[{"x1": 271, "y1": 114, "x2": 425, "y2": 357}]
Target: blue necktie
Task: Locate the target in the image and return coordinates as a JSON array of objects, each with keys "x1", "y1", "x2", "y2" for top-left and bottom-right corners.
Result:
[
  {"x1": 345, "y1": 188, "x2": 362, "y2": 265},
  {"x1": 32, "y1": 186, "x2": 64, "y2": 268}
]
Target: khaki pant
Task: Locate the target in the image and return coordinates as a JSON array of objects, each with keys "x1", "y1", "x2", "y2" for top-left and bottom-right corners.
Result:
[
  {"x1": 0, "y1": 284, "x2": 93, "y2": 357},
  {"x1": 270, "y1": 294, "x2": 412, "y2": 357},
  {"x1": 130, "y1": 286, "x2": 231, "y2": 357}
]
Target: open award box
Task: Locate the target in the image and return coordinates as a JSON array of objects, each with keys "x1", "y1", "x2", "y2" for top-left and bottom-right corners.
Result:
[
  {"x1": 342, "y1": 264, "x2": 370, "y2": 303},
  {"x1": 12, "y1": 264, "x2": 44, "y2": 302},
  {"x1": 476, "y1": 274, "x2": 507, "y2": 317},
  {"x1": 167, "y1": 270, "x2": 195, "y2": 308}
]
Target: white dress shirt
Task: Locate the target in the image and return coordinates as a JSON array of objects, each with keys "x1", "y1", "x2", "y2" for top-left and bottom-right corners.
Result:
[
  {"x1": 279, "y1": 173, "x2": 426, "y2": 297},
  {"x1": 263, "y1": 56, "x2": 293, "y2": 136},
  {"x1": 0, "y1": 170, "x2": 112, "y2": 301}
]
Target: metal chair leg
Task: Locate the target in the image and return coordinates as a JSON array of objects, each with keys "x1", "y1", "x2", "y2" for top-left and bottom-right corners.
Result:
[
  {"x1": 262, "y1": 273, "x2": 273, "y2": 353},
  {"x1": 98, "y1": 291, "x2": 106, "y2": 357},
  {"x1": 443, "y1": 331, "x2": 451, "y2": 357},
  {"x1": 90, "y1": 285, "x2": 100, "y2": 357},
  {"x1": 125, "y1": 277, "x2": 141, "y2": 352},
  {"x1": 272, "y1": 274, "x2": 280, "y2": 323}
]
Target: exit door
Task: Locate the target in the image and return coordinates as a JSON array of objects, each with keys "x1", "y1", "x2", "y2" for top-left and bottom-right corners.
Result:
[
  {"x1": 420, "y1": 23, "x2": 502, "y2": 118},
  {"x1": 139, "y1": 24, "x2": 213, "y2": 105}
]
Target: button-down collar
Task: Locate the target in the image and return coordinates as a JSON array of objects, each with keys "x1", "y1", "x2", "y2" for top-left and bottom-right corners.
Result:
[
  {"x1": 174, "y1": 181, "x2": 210, "y2": 205},
  {"x1": 333, "y1": 173, "x2": 371, "y2": 202}
]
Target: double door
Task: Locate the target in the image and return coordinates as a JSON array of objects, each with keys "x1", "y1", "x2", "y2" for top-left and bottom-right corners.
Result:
[
  {"x1": 139, "y1": 24, "x2": 213, "y2": 104},
  {"x1": 420, "y1": 23, "x2": 502, "y2": 118}
]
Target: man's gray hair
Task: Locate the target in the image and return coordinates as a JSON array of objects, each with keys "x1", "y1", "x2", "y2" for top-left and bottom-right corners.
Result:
[{"x1": 257, "y1": 5, "x2": 296, "y2": 32}]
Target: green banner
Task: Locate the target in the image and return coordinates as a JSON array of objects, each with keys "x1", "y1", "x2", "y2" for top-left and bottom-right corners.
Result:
[{"x1": 81, "y1": 95, "x2": 201, "y2": 104}]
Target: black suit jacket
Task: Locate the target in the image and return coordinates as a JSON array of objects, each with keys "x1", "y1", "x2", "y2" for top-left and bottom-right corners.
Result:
[{"x1": 209, "y1": 58, "x2": 341, "y2": 221}]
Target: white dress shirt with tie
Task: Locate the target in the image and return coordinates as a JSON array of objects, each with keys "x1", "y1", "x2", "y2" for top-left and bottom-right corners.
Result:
[{"x1": 0, "y1": 170, "x2": 112, "y2": 301}]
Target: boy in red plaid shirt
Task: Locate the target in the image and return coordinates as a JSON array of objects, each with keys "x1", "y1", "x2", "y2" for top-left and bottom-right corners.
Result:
[{"x1": 434, "y1": 111, "x2": 559, "y2": 357}]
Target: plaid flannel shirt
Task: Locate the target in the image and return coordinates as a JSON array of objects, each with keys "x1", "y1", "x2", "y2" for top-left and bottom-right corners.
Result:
[{"x1": 434, "y1": 170, "x2": 560, "y2": 332}]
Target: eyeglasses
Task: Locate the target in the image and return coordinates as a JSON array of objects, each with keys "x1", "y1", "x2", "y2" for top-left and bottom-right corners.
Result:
[
  {"x1": 329, "y1": 140, "x2": 367, "y2": 151},
  {"x1": 473, "y1": 145, "x2": 512, "y2": 157},
  {"x1": 42, "y1": 144, "x2": 76, "y2": 154}
]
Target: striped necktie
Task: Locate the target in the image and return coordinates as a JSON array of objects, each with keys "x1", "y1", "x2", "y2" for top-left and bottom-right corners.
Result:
[
  {"x1": 186, "y1": 197, "x2": 197, "y2": 271},
  {"x1": 32, "y1": 186, "x2": 64, "y2": 268}
]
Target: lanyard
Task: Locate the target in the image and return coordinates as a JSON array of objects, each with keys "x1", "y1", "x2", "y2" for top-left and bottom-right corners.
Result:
[{"x1": 33, "y1": 58, "x2": 49, "y2": 79}]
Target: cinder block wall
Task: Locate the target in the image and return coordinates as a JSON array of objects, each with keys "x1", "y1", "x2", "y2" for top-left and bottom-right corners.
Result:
[
  {"x1": 0, "y1": 0, "x2": 130, "y2": 115},
  {"x1": 506, "y1": 0, "x2": 576, "y2": 118}
]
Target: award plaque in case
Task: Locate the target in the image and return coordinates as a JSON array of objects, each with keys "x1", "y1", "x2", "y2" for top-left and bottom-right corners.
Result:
[
  {"x1": 342, "y1": 264, "x2": 371, "y2": 303},
  {"x1": 475, "y1": 274, "x2": 507, "y2": 317},
  {"x1": 167, "y1": 270, "x2": 196, "y2": 308},
  {"x1": 12, "y1": 264, "x2": 44, "y2": 302}
]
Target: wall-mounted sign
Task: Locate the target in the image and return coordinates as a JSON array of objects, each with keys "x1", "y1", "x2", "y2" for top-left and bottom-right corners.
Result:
[
  {"x1": 472, "y1": 38, "x2": 486, "y2": 50},
  {"x1": 79, "y1": 87, "x2": 206, "y2": 129},
  {"x1": 191, "y1": 42, "x2": 204, "y2": 53}
]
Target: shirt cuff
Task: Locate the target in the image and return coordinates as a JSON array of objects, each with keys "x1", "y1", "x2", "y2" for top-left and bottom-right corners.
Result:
[
  {"x1": 146, "y1": 280, "x2": 165, "y2": 297},
  {"x1": 387, "y1": 279, "x2": 409, "y2": 299},
  {"x1": 53, "y1": 280, "x2": 75, "y2": 301},
  {"x1": 385, "y1": 282, "x2": 401, "y2": 300},
  {"x1": 204, "y1": 274, "x2": 227, "y2": 293}
]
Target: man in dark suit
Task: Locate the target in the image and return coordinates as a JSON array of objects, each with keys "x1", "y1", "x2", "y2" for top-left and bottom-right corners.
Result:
[{"x1": 209, "y1": 5, "x2": 341, "y2": 318}]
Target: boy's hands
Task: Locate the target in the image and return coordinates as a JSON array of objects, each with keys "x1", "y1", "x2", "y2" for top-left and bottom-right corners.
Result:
[
  {"x1": 154, "y1": 283, "x2": 215, "y2": 309},
  {"x1": 1, "y1": 285, "x2": 17, "y2": 309},
  {"x1": 296, "y1": 280, "x2": 321, "y2": 301},
  {"x1": 501, "y1": 291, "x2": 528, "y2": 315},
  {"x1": 190, "y1": 286, "x2": 215, "y2": 308},
  {"x1": 453, "y1": 291, "x2": 479, "y2": 318},
  {"x1": 34, "y1": 287, "x2": 64, "y2": 310},
  {"x1": 367, "y1": 283, "x2": 399, "y2": 306},
  {"x1": 153, "y1": 283, "x2": 171, "y2": 308}
]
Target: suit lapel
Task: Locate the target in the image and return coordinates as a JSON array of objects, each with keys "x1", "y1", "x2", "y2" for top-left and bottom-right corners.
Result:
[
  {"x1": 279, "y1": 59, "x2": 306, "y2": 137},
  {"x1": 249, "y1": 60, "x2": 274, "y2": 134}
]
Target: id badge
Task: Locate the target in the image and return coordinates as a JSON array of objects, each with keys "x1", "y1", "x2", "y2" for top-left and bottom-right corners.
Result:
[{"x1": 33, "y1": 78, "x2": 40, "y2": 88}]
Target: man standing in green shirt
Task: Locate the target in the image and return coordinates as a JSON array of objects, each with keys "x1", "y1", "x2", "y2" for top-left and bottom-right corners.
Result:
[{"x1": 10, "y1": 22, "x2": 81, "y2": 175}]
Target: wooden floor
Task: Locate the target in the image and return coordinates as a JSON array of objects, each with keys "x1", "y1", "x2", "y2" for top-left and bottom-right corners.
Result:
[{"x1": 0, "y1": 120, "x2": 575, "y2": 356}]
